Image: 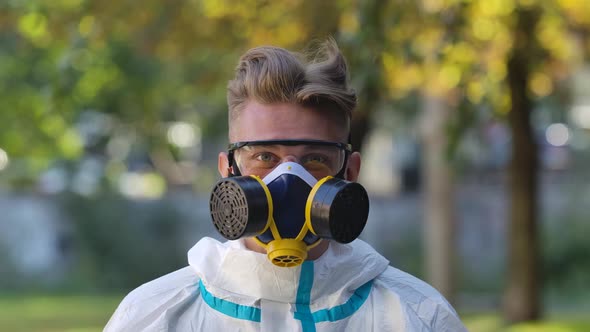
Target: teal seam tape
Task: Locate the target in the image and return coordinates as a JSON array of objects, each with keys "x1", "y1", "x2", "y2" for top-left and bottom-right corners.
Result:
[
  {"x1": 199, "y1": 280, "x2": 261, "y2": 322},
  {"x1": 295, "y1": 261, "x2": 317, "y2": 332},
  {"x1": 311, "y1": 280, "x2": 373, "y2": 322}
]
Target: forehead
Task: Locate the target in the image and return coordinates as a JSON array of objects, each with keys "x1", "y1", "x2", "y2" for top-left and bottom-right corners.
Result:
[{"x1": 230, "y1": 101, "x2": 349, "y2": 142}]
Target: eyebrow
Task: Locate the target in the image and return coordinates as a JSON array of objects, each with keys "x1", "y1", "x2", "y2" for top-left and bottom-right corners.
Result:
[{"x1": 241, "y1": 144, "x2": 339, "y2": 155}]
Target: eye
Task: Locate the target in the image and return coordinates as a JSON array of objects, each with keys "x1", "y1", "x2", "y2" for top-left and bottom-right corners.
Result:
[
  {"x1": 256, "y1": 152, "x2": 275, "y2": 163},
  {"x1": 303, "y1": 154, "x2": 327, "y2": 164}
]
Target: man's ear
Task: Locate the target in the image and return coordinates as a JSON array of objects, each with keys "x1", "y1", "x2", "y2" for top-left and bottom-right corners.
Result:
[
  {"x1": 345, "y1": 152, "x2": 361, "y2": 182},
  {"x1": 218, "y1": 152, "x2": 231, "y2": 177}
]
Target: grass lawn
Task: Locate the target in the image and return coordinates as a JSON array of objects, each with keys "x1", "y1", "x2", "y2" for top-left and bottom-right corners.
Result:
[
  {"x1": 463, "y1": 313, "x2": 590, "y2": 332},
  {"x1": 0, "y1": 294, "x2": 123, "y2": 332},
  {"x1": 1, "y1": 294, "x2": 589, "y2": 331}
]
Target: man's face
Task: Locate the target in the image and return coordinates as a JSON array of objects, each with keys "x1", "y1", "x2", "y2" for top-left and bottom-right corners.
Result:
[{"x1": 219, "y1": 100, "x2": 360, "y2": 181}]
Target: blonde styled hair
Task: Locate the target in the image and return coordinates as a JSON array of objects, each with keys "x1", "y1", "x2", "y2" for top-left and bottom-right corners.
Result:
[{"x1": 227, "y1": 39, "x2": 356, "y2": 136}]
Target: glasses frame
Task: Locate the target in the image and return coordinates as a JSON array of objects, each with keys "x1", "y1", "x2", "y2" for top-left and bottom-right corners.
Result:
[{"x1": 227, "y1": 139, "x2": 352, "y2": 177}]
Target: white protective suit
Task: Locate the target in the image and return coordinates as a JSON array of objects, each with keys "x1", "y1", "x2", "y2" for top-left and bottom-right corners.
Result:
[{"x1": 105, "y1": 237, "x2": 467, "y2": 331}]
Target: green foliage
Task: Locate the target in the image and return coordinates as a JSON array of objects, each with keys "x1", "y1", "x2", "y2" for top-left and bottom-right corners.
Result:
[
  {"x1": 380, "y1": 225, "x2": 424, "y2": 279},
  {"x1": 58, "y1": 191, "x2": 189, "y2": 291},
  {"x1": 543, "y1": 215, "x2": 590, "y2": 291},
  {"x1": 0, "y1": 0, "x2": 351, "y2": 186},
  {"x1": 0, "y1": 241, "x2": 23, "y2": 290},
  {"x1": 0, "y1": 0, "x2": 588, "y2": 175}
]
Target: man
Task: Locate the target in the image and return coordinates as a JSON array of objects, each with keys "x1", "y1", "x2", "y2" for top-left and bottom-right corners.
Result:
[{"x1": 105, "y1": 39, "x2": 467, "y2": 331}]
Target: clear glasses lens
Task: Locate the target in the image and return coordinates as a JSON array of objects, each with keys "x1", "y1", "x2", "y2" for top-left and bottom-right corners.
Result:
[{"x1": 234, "y1": 144, "x2": 345, "y2": 178}]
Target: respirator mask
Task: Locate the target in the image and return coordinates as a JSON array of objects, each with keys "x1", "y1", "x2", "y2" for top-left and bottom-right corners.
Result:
[{"x1": 209, "y1": 141, "x2": 370, "y2": 268}]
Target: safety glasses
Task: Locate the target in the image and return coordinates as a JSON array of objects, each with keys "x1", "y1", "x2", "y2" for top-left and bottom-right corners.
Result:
[{"x1": 228, "y1": 139, "x2": 352, "y2": 178}]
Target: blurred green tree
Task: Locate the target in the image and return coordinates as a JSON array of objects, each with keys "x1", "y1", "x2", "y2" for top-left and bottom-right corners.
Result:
[
  {"x1": 0, "y1": 0, "x2": 350, "y2": 187},
  {"x1": 2, "y1": 0, "x2": 590, "y2": 325},
  {"x1": 371, "y1": 0, "x2": 590, "y2": 324}
]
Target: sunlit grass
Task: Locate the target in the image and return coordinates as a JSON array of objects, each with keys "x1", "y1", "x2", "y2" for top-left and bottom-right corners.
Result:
[
  {"x1": 0, "y1": 294, "x2": 123, "y2": 332},
  {"x1": 1, "y1": 294, "x2": 589, "y2": 331},
  {"x1": 464, "y1": 313, "x2": 590, "y2": 332}
]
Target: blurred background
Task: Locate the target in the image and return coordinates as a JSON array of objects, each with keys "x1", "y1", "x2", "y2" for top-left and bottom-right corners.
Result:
[{"x1": 1, "y1": 0, "x2": 590, "y2": 331}]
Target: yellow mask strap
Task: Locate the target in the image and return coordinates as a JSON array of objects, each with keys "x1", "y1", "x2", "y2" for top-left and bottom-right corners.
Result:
[
  {"x1": 249, "y1": 175, "x2": 276, "y2": 249},
  {"x1": 303, "y1": 176, "x2": 333, "y2": 237}
]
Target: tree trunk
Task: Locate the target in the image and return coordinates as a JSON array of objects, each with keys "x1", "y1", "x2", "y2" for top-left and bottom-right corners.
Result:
[
  {"x1": 420, "y1": 95, "x2": 456, "y2": 303},
  {"x1": 502, "y1": 8, "x2": 541, "y2": 323}
]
